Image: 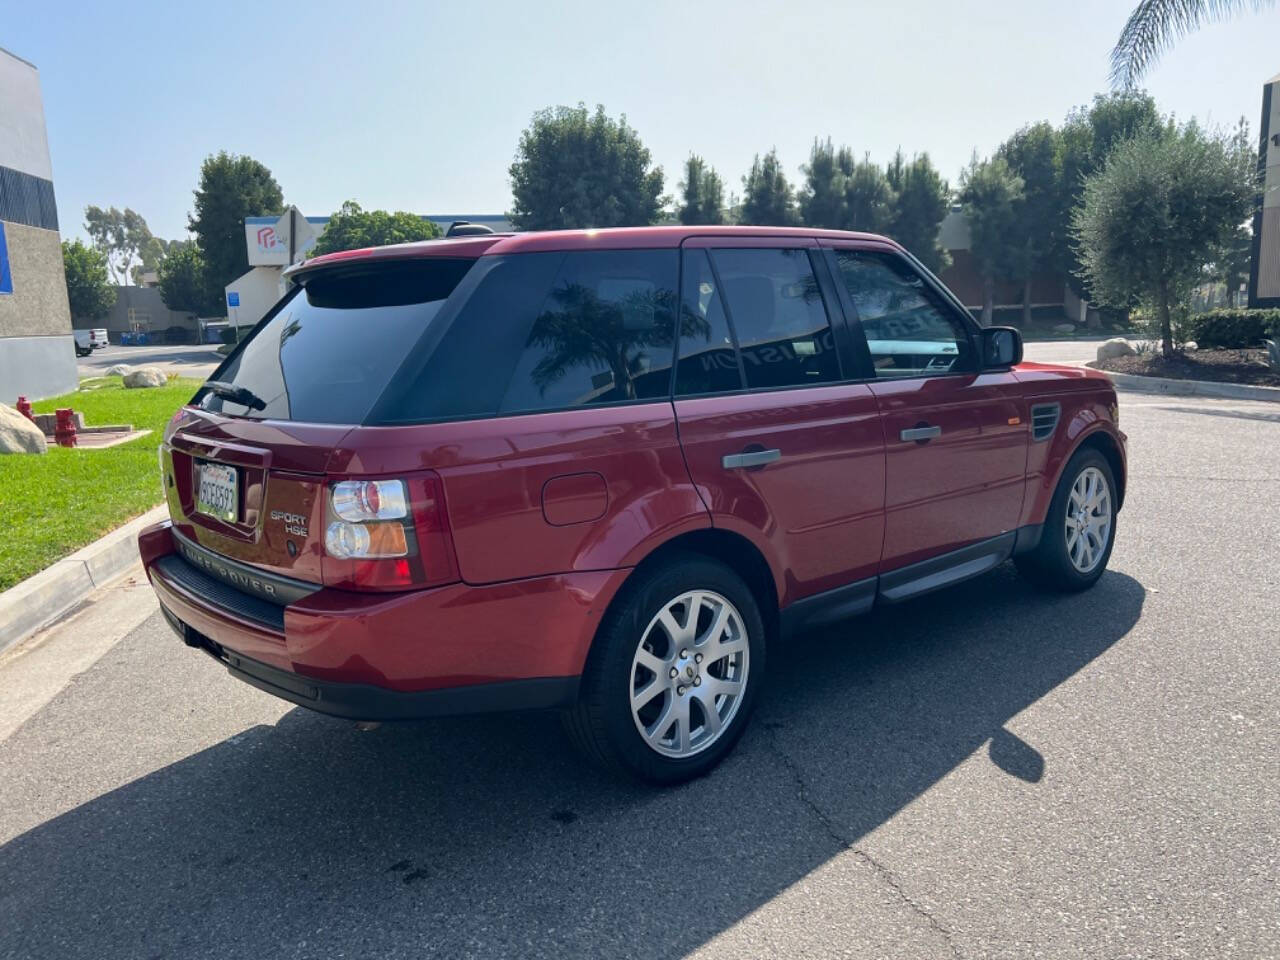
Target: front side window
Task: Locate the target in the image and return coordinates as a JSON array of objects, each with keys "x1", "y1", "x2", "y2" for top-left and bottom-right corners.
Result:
[
  {"x1": 834, "y1": 250, "x2": 972, "y2": 378},
  {"x1": 497, "y1": 250, "x2": 679, "y2": 413},
  {"x1": 711, "y1": 248, "x2": 842, "y2": 390}
]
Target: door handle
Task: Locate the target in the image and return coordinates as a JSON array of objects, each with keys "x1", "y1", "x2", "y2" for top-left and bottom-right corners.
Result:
[
  {"x1": 900, "y1": 425, "x2": 942, "y2": 442},
  {"x1": 722, "y1": 448, "x2": 781, "y2": 470}
]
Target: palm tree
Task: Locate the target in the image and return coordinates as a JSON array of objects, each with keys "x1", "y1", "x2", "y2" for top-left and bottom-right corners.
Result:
[{"x1": 1111, "y1": 0, "x2": 1275, "y2": 88}]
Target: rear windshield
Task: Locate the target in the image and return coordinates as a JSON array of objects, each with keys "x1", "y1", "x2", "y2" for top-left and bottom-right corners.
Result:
[{"x1": 195, "y1": 259, "x2": 474, "y2": 423}]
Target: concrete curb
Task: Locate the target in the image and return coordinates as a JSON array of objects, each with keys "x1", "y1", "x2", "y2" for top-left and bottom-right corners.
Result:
[
  {"x1": 1086, "y1": 362, "x2": 1280, "y2": 403},
  {"x1": 0, "y1": 504, "x2": 168, "y2": 656}
]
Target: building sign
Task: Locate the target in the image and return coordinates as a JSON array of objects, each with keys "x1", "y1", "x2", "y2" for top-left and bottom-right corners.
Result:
[
  {"x1": 245, "y1": 208, "x2": 320, "y2": 267},
  {"x1": 246, "y1": 218, "x2": 289, "y2": 266},
  {"x1": 227, "y1": 291, "x2": 240, "y2": 307},
  {"x1": 0, "y1": 222, "x2": 11, "y2": 295}
]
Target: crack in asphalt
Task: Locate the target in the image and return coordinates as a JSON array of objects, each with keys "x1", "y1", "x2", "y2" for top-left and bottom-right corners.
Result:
[{"x1": 758, "y1": 722, "x2": 964, "y2": 959}]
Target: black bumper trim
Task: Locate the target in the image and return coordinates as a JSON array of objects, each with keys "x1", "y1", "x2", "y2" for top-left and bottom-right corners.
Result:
[
  {"x1": 171, "y1": 530, "x2": 320, "y2": 607},
  {"x1": 153, "y1": 553, "x2": 286, "y2": 632},
  {"x1": 161, "y1": 612, "x2": 580, "y2": 720}
]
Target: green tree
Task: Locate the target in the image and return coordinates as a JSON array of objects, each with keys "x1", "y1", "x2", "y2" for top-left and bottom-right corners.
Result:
[
  {"x1": 740, "y1": 149, "x2": 798, "y2": 226},
  {"x1": 84, "y1": 205, "x2": 153, "y2": 285},
  {"x1": 1074, "y1": 123, "x2": 1256, "y2": 357},
  {"x1": 188, "y1": 152, "x2": 284, "y2": 296},
  {"x1": 131, "y1": 236, "x2": 190, "y2": 285},
  {"x1": 885, "y1": 150, "x2": 951, "y2": 274},
  {"x1": 158, "y1": 243, "x2": 221, "y2": 316},
  {"x1": 798, "y1": 138, "x2": 848, "y2": 228},
  {"x1": 1082, "y1": 91, "x2": 1163, "y2": 167},
  {"x1": 1209, "y1": 223, "x2": 1253, "y2": 306},
  {"x1": 308, "y1": 201, "x2": 442, "y2": 256},
  {"x1": 1053, "y1": 91, "x2": 1162, "y2": 297},
  {"x1": 843, "y1": 156, "x2": 897, "y2": 233},
  {"x1": 508, "y1": 104, "x2": 665, "y2": 230},
  {"x1": 1111, "y1": 0, "x2": 1275, "y2": 88},
  {"x1": 677, "y1": 155, "x2": 726, "y2": 225},
  {"x1": 997, "y1": 122, "x2": 1063, "y2": 326},
  {"x1": 61, "y1": 239, "x2": 117, "y2": 322},
  {"x1": 959, "y1": 156, "x2": 1025, "y2": 326}
]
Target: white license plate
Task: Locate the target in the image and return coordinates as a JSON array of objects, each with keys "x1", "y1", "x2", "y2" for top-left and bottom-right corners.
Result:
[{"x1": 196, "y1": 462, "x2": 238, "y2": 523}]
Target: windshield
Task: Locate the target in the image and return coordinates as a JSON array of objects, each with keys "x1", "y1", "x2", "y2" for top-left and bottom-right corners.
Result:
[{"x1": 195, "y1": 259, "x2": 474, "y2": 424}]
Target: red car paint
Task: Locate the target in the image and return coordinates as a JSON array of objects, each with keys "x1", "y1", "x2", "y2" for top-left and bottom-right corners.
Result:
[{"x1": 139, "y1": 226, "x2": 1126, "y2": 720}]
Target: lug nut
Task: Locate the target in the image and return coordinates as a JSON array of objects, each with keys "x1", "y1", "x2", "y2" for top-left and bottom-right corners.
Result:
[
  {"x1": 669, "y1": 667, "x2": 678, "y2": 678},
  {"x1": 693, "y1": 676, "x2": 702, "y2": 687},
  {"x1": 694, "y1": 653, "x2": 703, "y2": 664},
  {"x1": 677, "y1": 685, "x2": 686, "y2": 696},
  {"x1": 680, "y1": 649, "x2": 689, "y2": 659}
]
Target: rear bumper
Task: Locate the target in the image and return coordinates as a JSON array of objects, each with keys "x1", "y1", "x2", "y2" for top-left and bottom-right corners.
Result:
[
  {"x1": 166, "y1": 609, "x2": 579, "y2": 720},
  {"x1": 140, "y1": 520, "x2": 626, "y2": 720}
]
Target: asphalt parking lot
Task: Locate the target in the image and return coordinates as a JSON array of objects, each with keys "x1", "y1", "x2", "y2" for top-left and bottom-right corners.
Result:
[
  {"x1": 1, "y1": 387, "x2": 1276, "y2": 959},
  {"x1": 77, "y1": 343, "x2": 222, "y2": 380}
]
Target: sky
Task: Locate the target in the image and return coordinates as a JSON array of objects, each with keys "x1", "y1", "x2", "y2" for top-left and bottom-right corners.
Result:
[{"x1": 5, "y1": 0, "x2": 1278, "y2": 244}]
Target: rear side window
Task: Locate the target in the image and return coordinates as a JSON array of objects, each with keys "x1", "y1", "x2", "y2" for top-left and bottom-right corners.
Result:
[
  {"x1": 496, "y1": 250, "x2": 679, "y2": 414},
  {"x1": 711, "y1": 248, "x2": 842, "y2": 390},
  {"x1": 197, "y1": 259, "x2": 473, "y2": 424},
  {"x1": 834, "y1": 250, "x2": 972, "y2": 378},
  {"x1": 675, "y1": 249, "x2": 743, "y2": 396}
]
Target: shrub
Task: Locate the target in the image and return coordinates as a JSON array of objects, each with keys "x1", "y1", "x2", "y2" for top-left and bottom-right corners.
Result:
[{"x1": 1187, "y1": 309, "x2": 1280, "y2": 349}]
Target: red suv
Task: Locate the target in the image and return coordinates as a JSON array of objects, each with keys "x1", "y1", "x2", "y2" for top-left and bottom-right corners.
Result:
[{"x1": 139, "y1": 226, "x2": 1126, "y2": 783}]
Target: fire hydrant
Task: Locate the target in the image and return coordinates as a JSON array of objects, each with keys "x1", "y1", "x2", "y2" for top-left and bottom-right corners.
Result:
[
  {"x1": 54, "y1": 408, "x2": 77, "y2": 447},
  {"x1": 15, "y1": 396, "x2": 34, "y2": 422}
]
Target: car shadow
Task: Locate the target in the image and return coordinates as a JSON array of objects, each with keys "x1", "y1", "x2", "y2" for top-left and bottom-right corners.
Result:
[{"x1": 0, "y1": 564, "x2": 1144, "y2": 959}]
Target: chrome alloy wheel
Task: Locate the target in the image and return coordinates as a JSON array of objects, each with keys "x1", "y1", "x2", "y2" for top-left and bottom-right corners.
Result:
[
  {"x1": 1065, "y1": 466, "x2": 1112, "y2": 574},
  {"x1": 629, "y1": 590, "x2": 750, "y2": 758}
]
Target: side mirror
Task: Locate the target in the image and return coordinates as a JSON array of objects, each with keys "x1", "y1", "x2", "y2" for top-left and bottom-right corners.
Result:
[{"x1": 981, "y1": 326, "x2": 1023, "y2": 369}]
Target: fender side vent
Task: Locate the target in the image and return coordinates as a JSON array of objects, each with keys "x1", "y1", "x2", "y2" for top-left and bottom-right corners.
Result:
[{"x1": 1031, "y1": 403, "x2": 1060, "y2": 442}]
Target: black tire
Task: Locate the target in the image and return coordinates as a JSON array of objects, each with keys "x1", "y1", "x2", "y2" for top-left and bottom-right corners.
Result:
[
  {"x1": 564, "y1": 555, "x2": 766, "y2": 784},
  {"x1": 1016, "y1": 446, "x2": 1118, "y2": 592},
  {"x1": 75, "y1": 347, "x2": 90, "y2": 357}
]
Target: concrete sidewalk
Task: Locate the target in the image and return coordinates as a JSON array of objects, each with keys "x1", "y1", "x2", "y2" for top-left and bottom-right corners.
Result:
[{"x1": 0, "y1": 505, "x2": 167, "y2": 656}]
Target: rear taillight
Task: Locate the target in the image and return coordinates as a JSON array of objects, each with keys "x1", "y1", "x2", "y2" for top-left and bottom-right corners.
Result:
[{"x1": 321, "y1": 471, "x2": 458, "y2": 591}]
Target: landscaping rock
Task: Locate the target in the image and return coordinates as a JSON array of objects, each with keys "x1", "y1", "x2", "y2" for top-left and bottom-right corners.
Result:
[
  {"x1": 1054, "y1": 323, "x2": 1076, "y2": 334},
  {"x1": 1183, "y1": 341, "x2": 1198, "y2": 352},
  {"x1": 123, "y1": 368, "x2": 167, "y2": 389},
  {"x1": 1097, "y1": 337, "x2": 1137, "y2": 362},
  {"x1": 105, "y1": 364, "x2": 132, "y2": 376},
  {"x1": 0, "y1": 403, "x2": 48, "y2": 454}
]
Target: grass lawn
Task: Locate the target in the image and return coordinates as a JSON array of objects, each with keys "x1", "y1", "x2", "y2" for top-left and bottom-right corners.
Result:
[{"x1": 0, "y1": 376, "x2": 201, "y2": 590}]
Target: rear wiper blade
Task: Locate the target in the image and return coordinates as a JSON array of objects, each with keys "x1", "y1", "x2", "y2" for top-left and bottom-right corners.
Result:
[{"x1": 203, "y1": 380, "x2": 267, "y2": 411}]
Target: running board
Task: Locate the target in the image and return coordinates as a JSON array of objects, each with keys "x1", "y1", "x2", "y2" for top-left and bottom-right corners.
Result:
[
  {"x1": 779, "y1": 527, "x2": 1037, "y2": 637},
  {"x1": 876, "y1": 532, "x2": 1017, "y2": 603}
]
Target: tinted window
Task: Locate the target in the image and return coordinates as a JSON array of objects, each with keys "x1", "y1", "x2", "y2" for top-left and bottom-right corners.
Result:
[
  {"x1": 711, "y1": 248, "x2": 841, "y2": 389},
  {"x1": 378, "y1": 253, "x2": 564, "y2": 424},
  {"x1": 197, "y1": 259, "x2": 473, "y2": 424},
  {"x1": 497, "y1": 250, "x2": 678, "y2": 414},
  {"x1": 835, "y1": 250, "x2": 972, "y2": 378},
  {"x1": 675, "y1": 249, "x2": 743, "y2": 396}
]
